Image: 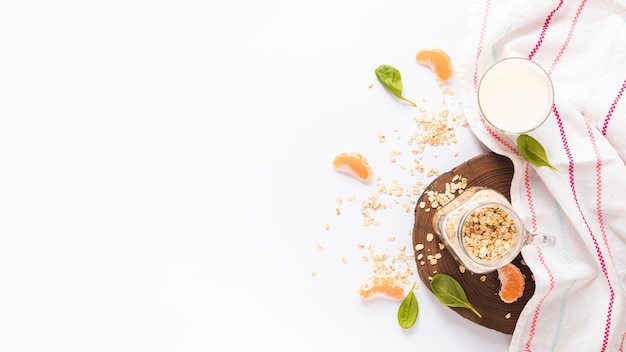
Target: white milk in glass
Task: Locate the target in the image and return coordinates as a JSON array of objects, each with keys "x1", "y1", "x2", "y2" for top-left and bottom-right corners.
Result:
[{"x1": 477, "y1": 58, "x2": 553, "y2": 134}]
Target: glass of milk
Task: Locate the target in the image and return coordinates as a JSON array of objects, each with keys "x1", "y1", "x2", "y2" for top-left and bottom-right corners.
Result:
[{"x1": 477, "y1": 57, "x2": 554, "y2": 134}]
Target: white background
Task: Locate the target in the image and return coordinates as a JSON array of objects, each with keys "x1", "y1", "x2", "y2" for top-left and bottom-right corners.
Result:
[{"x1": 0, "y1": 1, "x2": 512, "y2": 351}]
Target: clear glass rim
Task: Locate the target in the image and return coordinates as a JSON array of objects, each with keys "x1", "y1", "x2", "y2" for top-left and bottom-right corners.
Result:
[{"x1": 477, "y1": 57, "x2": 555, "y2": 134}]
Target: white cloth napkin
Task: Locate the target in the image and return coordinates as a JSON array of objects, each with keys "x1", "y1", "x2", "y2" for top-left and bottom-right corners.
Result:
[{"x1": 457, "y1": 1, "x2": 626, "y2": 351}]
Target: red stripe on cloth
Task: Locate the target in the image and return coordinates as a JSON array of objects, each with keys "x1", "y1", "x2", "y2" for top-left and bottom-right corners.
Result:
[
  {"x1": 549, "y1": 0, "x2": 588, "y2": 74},
  {"x1": 524, "y1": 246, "x2": 555, "y2": 351},
  {"x1": 473, "y1": 0, "x2": 491, "y2": 91},
  {"x1": 472, "y1": 0, "x2": 519, "y2": 154},
  {"x1": 528, "y1": 0, "x2": 564, "y2": 60},
  {"x1": 584, "y1": 118, "x2": 614, "y2": 265},
  {"x1": 553, "y1": 105, "x2": 615, "y2": 352},
  {"x1": 524, "y1": 163, "x2": 538, "y2": 232},
  {"x1": 522, "y1": 163, "x2": 555, "y2": 351},
  {"x1": 478, "y1": 116, "x2": 518, "y2": 153},
  {"x1": 602, "y1": 78, "x2": 626, "y2": 136}
]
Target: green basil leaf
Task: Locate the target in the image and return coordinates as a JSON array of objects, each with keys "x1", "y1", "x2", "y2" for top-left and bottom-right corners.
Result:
[
  {"x1": 375, "y1": 64, "x2": 416, "y2": 106},
  {"x1": 430, "y1": 274, "x2": 482, "y2": 318},
  {"x1": 517, "y1": 134, "x2": 561, "y2": 172},
  {"x1": 397, "y1": 282, "x2": 418, "y2": 329}
]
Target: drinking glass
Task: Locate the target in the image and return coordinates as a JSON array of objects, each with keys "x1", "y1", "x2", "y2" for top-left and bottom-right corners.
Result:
[{"x1": 477, "y1": 57, "x2": 554, "y2": 134}]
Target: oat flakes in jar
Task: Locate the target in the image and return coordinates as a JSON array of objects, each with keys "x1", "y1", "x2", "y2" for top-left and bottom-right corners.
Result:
[{"x1": 432, "y1": 187, "x2": 554, "y2": 274}]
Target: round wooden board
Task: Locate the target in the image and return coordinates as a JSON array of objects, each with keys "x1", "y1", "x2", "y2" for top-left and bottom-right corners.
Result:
[{"x1": 412, "y1": 152, "x2": 534, "y2": 335}]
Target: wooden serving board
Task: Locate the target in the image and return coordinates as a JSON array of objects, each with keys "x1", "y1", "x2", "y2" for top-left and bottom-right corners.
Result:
[{"x1": 412, "y1": 152, "x2": 534, "y2": 335}]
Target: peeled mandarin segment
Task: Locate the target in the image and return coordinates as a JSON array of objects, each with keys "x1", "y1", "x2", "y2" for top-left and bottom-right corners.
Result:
[
  {"x1": 416, "y1": 48, "x2": 453, "y2": 82},
  {"x1": 332, "y1": 151, "x2": 372, "y2": 183},
  {"x1": 496, "y1": 263, "x2": 525, "y2": 303},
  {"x1": 359, "y1": 276, "x2": 405, "y2": 300}
]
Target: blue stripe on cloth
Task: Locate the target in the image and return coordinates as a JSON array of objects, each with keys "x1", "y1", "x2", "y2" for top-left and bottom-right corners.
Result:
[{"x1": 550, "y1": 201, "x2": 577, "y2": 352}]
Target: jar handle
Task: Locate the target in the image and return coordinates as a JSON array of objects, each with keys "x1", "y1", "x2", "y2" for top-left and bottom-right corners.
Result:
[{"x1": 527, "y1": 233, "x2": 555, "y2": 246}]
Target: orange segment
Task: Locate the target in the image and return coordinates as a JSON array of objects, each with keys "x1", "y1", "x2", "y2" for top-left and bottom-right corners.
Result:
[
  {"x1": 416, "y1": 48, "x2": 453, "y2": 82},
  {"x1": 496, "y1": 263, "x2": 525, "y2": 303},
  {"x1": 332, "y1": 151, "x2": 372, "y2": 183},
  {"x1": 358, "y1": 275, "x2": 405, "y2": 300}
]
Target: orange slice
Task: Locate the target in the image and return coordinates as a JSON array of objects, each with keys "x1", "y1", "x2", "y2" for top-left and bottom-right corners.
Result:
[
  {"x1": 497, "y1": 263, "x2": 525, "y2": 303},
  {"x1": 332, "y1": 151, "x2": 372, "y2": 183},
  {"x1": 358, "y1": 275, "x2": 405, "y2": 300},
  {"x1": 416, "y1": 48, "x2": 453, "y2": 82}
]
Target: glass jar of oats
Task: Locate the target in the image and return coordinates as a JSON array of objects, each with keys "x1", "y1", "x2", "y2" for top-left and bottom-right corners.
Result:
[{"x1": 432, "y1": 187, "x2": 554, "y2": 274}]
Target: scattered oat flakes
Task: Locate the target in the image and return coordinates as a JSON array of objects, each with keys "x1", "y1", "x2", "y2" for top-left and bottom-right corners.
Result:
[
  {"x1": 312, "y1": 272, "x2": 318, "y2": 277},
  {"x1": 426, "y1": 167, "x2": 439, "y2": 177},
  {"x1": 359, "y1": 244, "x2": 415, "y2": 286},
  {"x1": 324, "y1": 82, "x2": 469, "y2": 302},
  {"x1": 421, "y1": 175, "x2": 468, "y2": 211},
  {"x1": 505, "y1": 312, "x2": 512, "y2": 319},
  {"x1": 377, "y1": 130, "x2": 386, "y2": 143},
  {"x1": 480, "y1": 275, "x2": 487, "y2": 282},
  {"x1": 443, "y1": 86, "x2": 455, "y2": 96},
  {"x1": 459, "y1": 264, "x2": 466, "y2": 273},
  {"x1": 426, "y1": 233, "x2": 434, "y2": 242},
  {"x1": 317, "y1": 245, "x2": 324, "y2": 251}
]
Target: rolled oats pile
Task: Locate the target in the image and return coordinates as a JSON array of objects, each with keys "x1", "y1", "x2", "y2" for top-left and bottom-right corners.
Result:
[{"x1": 461, "y1": 205, "x2": 517, "y2": 262}]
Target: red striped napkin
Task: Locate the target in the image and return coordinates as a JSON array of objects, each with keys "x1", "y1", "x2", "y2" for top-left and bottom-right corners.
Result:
[{"x1": 457, "y1": 1, "x2": 626, "y2": 351}]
